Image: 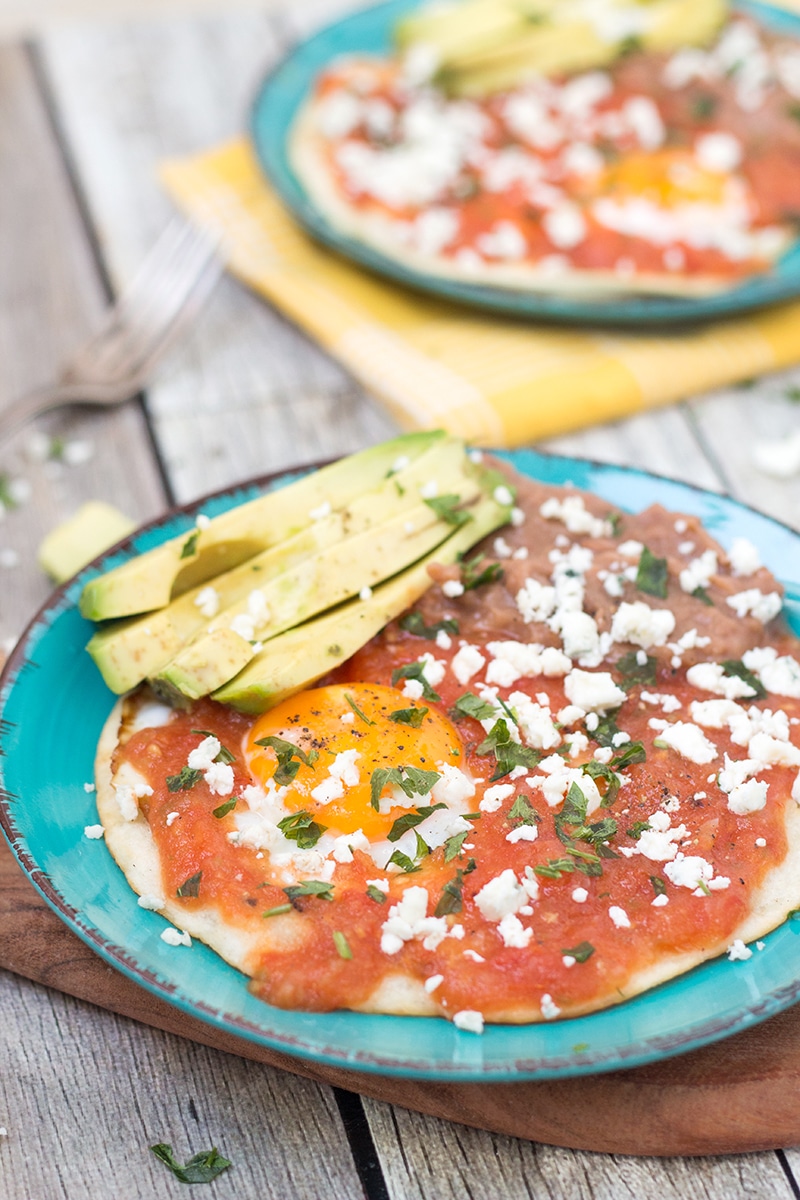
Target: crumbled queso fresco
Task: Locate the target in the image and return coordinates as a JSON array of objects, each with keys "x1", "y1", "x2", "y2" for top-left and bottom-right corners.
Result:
[{"x1": 111, "y1": 466, "x2": 800, "y2": 1031}]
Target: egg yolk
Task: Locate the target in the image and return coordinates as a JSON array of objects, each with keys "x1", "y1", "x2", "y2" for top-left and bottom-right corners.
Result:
[
  {"x1": 596, "y1": 149, "x2": 732, "y2": 208},
  {"x1": 244, "y1": 683, "x2": 464, "y2": 839}
]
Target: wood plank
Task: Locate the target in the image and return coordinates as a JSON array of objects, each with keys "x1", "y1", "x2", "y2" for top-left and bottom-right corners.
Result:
[
  {"x1": 0, "y1": 44, "x2": 166, "y2": 646},
  {"x1": 39, "y1": 9, "x2": 395, "y2": 505},
  {"x1": 0, "y1": 969, "x2": 364, "y2": 1200}
]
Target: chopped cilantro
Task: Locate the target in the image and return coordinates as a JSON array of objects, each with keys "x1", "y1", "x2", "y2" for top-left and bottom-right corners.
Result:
[
  {"x1": 476, "y1": 717, "x2": 540, "y2": 781},
  {"x1": 460, "y1": 552, "x2": 504, "y2": 591},
  {"x1": 191, "y1": 730, "x2": 235, "y2": 764},
  {"x1": 414, "y1": 831, "x2": 430, "y2": 860},
  {"x1": 166, "y1": 766, "x2": 203, "y2": 792},
  {"x1": 389, "y1": 706, "x2": 429, "y2": 728},
  {"x1": 453, "y1": 692, "x2": 497, "y2": 721},
  {"x1": 263, "y1": 903, "x2": 293, "y2": 918},
  {"x1": 277, "y1": 810, "x2": 327, "y2": 849},
  {"x1": 369, "y1": 765, "x2": 441, "y2": 811},
  {"x1": 333, "y1": 931, "x2": 352, "y2": 960},
  {"x1": 390, "y1": 661, "x2": 441, "y2": 702},
  {"x1": 581, "y1": 760, "x2": 621, "y2": 807},
  {"x1": 387, "y1": 849, "x2": 421, "y2": 873},
  {"x1": 434, "y1": 868, "x2": 469, "y2": 917},
  {"x1": 345, "y1": 692, "x2": 375, "y2": 726},
  {"x1": 616, "y1": 649, "x2": 657, "y2": 690},
  {"x1": 721, "y1": 659, "x2": 766, "y2": 700},
  {"x1": 254, "y1": 735, "x2": 318, "y2": 786},
  {"x1": 387, "y1": 803, "x2": 446, "y2": 842},
  {"x1": 506, "y1": 795, "x2": 538, "y2": 826},
  {"x1": 283, "y1": 880, "x2": 334, "y2": 903},
  {"x1": 611, "y1": 741, "x2": 647, "y2": 770},
  {"x1": 553, "y1": 784, "x2": 618, "y2": 874},
  {"x1": 535, "y1": 857, "x2": 577, "y2": 879},
  {"x1": 177, "y1": 871, "x2": 202, "y2": 899},
  {"x1": 607, "y1": 511, "x2": 623, "y2": 535},
  {"x1": 696, "y1": 879, "x2": 711, "y2": 897},
  {"x1": 443, "y1": 830, "x2": 470, "y2": 861},
  {"x1": 212, "y1": 797, "x2": 237, "y2": 819},
  {"x1": 366, "y1": 884, "x2": 387, "y2": 904},
  {"x1": 179, "y1": 529, "x2": 200, "y2": 559},
  {"x1": 589, "y1": 710, "x2": 622, "y2": 747},
  {"x1": 399, "y1": 612, "x2": 459, "y2": 640},
  {"x1": 692, "y1": 586, "x2": 713, "y2": 606},
  {"x1": 636, "y1": 546, "x2": 668, "y2": 599},
  {"x1": 650, "y1": 876, "x2": 667, "y2": 897},
  {"x1": 562, "y1": 941, "x2": 595, "y2": 963},
  {"x1": 424, "y1": 493, "x2": 473, "y2": 528},
  {"x1": 691, "y1": 92, "x2": 718, "y2": 120},
  {"x1": 627, "y1": 820, "x2": 652, "y2": 839},
  {"x1": 618, "y1": 33, "x2": 643, "y2": 55},
  {"x1": 150, "y1": 1144, "x2": 231, "y2": 1184}
]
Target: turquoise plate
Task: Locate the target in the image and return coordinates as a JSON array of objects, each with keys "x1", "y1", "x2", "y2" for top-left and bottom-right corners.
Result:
[
  {"x1": 2, "y1": 451, "x2": 800, "y2": 1081},
  {"x1": 250, "y1": 0, "x2": 800, "y2": 327}
]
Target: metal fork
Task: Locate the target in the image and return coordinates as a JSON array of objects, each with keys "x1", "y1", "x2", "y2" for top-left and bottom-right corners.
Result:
[{"x1": 0, "y1": 219, "x2": 223, "y2": 441}]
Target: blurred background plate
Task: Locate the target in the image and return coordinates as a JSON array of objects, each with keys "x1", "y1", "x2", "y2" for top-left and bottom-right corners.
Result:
[
  {"x1": 2, "y1": 451, "x2": 800, "y2": 1080},
  {"x1": 250, "y1": 0, "x2": 800, "y2": 327}
]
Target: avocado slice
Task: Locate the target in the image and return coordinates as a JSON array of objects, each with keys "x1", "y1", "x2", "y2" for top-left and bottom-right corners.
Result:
[
  {"x1": 86, "y1": 435, "x2": 480, "y2": 693},
  {"x1": 208, "y1": 489, "x2": 510, "y2": 715},
  {"x1": 152, "y1": 482, "x2": 484, "y2": 701},
  {"x1": 79, "y1": 430, "x2": 445, "y2": 621}
]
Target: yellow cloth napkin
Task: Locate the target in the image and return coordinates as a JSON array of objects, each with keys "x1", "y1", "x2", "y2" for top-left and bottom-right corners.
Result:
[{"x1": 161, "y1": 140, "x2": 800, "y2": 447}]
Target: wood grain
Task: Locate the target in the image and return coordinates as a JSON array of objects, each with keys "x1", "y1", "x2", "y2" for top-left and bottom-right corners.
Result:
[{"x1": 3, "y1": 838, "x2": 800, "y2": 1161}]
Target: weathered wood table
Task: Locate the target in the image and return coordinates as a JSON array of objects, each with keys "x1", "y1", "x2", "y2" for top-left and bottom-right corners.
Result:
[{"x1": 2, "y1": 1, "x2": 800, "y2": 1195}]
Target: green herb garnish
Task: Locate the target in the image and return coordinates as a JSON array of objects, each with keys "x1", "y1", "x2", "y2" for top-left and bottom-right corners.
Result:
[
  {"x1": 443, "y1": 830, "x2": 470, "y2": 861},
  {"x1": 589, "y1": 710, "x2": 622, "y2": 747},
  {"x1": 177, "y1": 871, "x2": 202, "y2": 899},
  {"x1": 369, "y1": 765, "x2": 441, "y2": 811},
  {"x1": 636, "y1": 546, "x2": 668, "y2": 599},
  {"x1": 424, "y1": 493, "x2": 473, "y2": 528},
  {"x1": 692, "y1": 586, "x2": 713, "y2": 606},
  {"x1": 386, "y1": 803, "x2": 446, "y2": 842},
  {"x1": 611, "y1": 741, "x2": 647, "y2": 770},
  {"x1": 506, "y1": 795, "x2": 538, "y2": 826},
  {"x1": 180, "y1": 529, "x2": 200, "y2": 559},
  {"x1": 150, "y1": 1144, "x2": 231, "y2": 1184},
  {"x1": 616, "y1": 650, "x2": 657, "y2": 690},
  {"x1": 650, "y1": 876, "x2": 667, "y2": 897},
  {"x1": 387, "y1": 849, "x2": 421, "y2": 874},
  {"x1": 166, "y1": 766, "x2": 203, "y2": 792},
  {"x1": 691, "y1": 92, "x2": 718, "y2": 120},
  {"x1": 277, "y1": 810, "x2": 327, "y2": 849},
  {"x1": 366, "y1": 884, "x2": 387, "y2": 904},
  {"x1": 389, "y1": 706, "x2": 429, "y2": 727},
  {"x1": 333, "y1": 931, "x2": 353, "y2": 960},
  {"x1": 581, "y1": 760, "x2": 621, "y2": 807},
  {"x1": 453, "y1": 692, "x2": 497, "y2": 721},
  {"x1": 191, "y1": 730, "x2": 236, "y2": 764},
  {"x1": 627, "y1": 820, "x2": 652, "y2": 839},
  {"x1": 254, "y1": 735, "x2": 318, "y2": 785},
  {"x1": 434, "y1": 868, "x2": 468, "y2": 917},
  {"x1": 263, "y1": 903, "x2": 293, "y2": 918},
  {"x1": 460, "y1": 552, "x2": 504, "y2": 591},
  {"x1": 399, "y1": 612, "x2": 459, "y2": 640},
  {"x1": 535, "y1": 857, "x2": 577, "y2": 879},
  {"x1": 283, "y1": 880, "x2": 334, "y2": 903},
  {"x1": 212, "y1": 797, "x2": 237, "y2": 819},
  {"x1": 391, "y1": 661, "x2": 441, "y2": 702},
  {"x1": 562, "y1": 941, "x2": 595, "y2": 963},
  {"x1": 476, "y1": 718, "x2": 540, "y2": 781},
  {"x1": 721, "y1": 659, "x2": 766, "y2": 700},
  {"x1": 345, "y1": 692, "x2": 375, "y2": 726}
]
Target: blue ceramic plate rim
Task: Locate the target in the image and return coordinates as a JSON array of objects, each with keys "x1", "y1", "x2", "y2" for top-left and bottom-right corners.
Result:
[
  {"x1": 2, "y1": 449, "x2": 800, "y2": 1082},
  {"x1": 249, "y1": 0, "x2": 800, "y2": 327}
]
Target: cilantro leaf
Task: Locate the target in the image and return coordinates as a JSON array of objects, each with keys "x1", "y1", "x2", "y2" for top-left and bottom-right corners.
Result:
[
  {"x1": 650, "y1": 875, "x2": 667, "y2": 897},
  {"x1": 460, "y1": 552, "x2": 504, "y2": 591},
  {"x1": 277, "y1": 810, "x2": 328, "y2": 849},
  {"x1": 424, "y1": 493, "x2": 473, "y2": 528},
  {"x1": 166, "y1": 766, "x2": 203, "y2": 793},
  {"x1": 366, "y1": 884, "x2": 387, "y2": 904},
  {"x1": 452, "y1": 692, "x2": 497, "y2": 721},
  {"x1": 721, "y1": 659, "x2": 767, "y2": 700},
  {"x1": 636, "y1": 546, "x2": 668, "y2": 599},
  {"x1": 562, "y1": 941, "x2": 595, "y2": 963},
  {"x1": 263, "y1": 903, "x2": 293, "y2": 917},
  {"x1": 345, "y1": 692, "x2": 375, "y2": 726},
  {"x1": 391, "y1": 661, "x2": 441, "y2": 702},
  {"x1": 179, "y1": 529, "x2": 200, "y2": 560},
  {"x1": 506, "y1": 795, "x2": 538, "y2": 826},
  {"x1": 283, "y1": 880, "x2": 334, "y2": 903},
  {"x1": 212, "y1": 798, "x2": 237, "y2": 819},
  {"x1": 611, "y1": 741, "x2": 647, "y2": 770},
  {"x1": 254, "y1": 735, "x2": 318, "y2": 786},
  {"x1": 150, "y1": 1144, "x2": 231, "y2": 1184},
  {"x1": 627, "y1": 820, "x2": 652, "y2": 839},
  {"x1": 616, "y1": 650, "x2": 657, "y2": 690},
  {"x1": 176, "y1": 871, "x2": 202, "y2": 899},
  {"x1": 386, "y1": 803, "x2": 446, "y2": 843},
  {"x1": 581, "y1": 760, "x2": 621, "y2": 807},
  {"x1": 389, "y1": 706, "x2": 429, "y2": 728},
  {"x1": 692, "y1": 586, "x2": 713, "y2": 606},
  {"x1": 434, "y1": 868, "x2": 468, "y2": 917},
  {"x1": 191, "y1": 730, "x2": 235, "y2": 764},
  {"x1": 535, "y1": 857, "x2": 577, "y2": 879},
  {"x1": 387, "y1": 849, "x2": 421, "y2": 874},
  {"x1": 691, "y1": 92, "x2": 718, "y2": 120},
  {"x1": 589, "y1": 710, "x2": 622, "y2": 747},
  {"x1": 333, "y1": 931, "x2": 352, "y2": 960},
  {"x1": 399, "y1": 612, "x2": 459, "y2": 640},
  {"x1": 475, "y1": 718, "x2": 540, "y2": 781},
  {"x1": 443, "y1": 830, "x2": 470, "y2": 861},
  {"x1": 369, "y1": 765, "x2": 441, "y2": 811}
]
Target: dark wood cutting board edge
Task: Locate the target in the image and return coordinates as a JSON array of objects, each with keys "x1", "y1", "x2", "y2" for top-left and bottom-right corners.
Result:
[{"x1": 2, "y1": 839, "x2": 799, "y2": 1158}]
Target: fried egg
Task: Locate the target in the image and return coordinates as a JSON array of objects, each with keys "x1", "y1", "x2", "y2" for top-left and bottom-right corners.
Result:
[{"x1": 244, "y1": 684, "x2": 469, "y2": 857}]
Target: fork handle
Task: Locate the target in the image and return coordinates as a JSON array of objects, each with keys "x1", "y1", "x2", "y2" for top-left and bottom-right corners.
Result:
[{"x1": 0, "y1": 380, "x2": 142, "y2": 442}]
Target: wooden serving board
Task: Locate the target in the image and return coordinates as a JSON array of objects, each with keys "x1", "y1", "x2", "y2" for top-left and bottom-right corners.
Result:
[{"x1": 2, "y1": 837, "x2": 799, "y2": 1158}]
